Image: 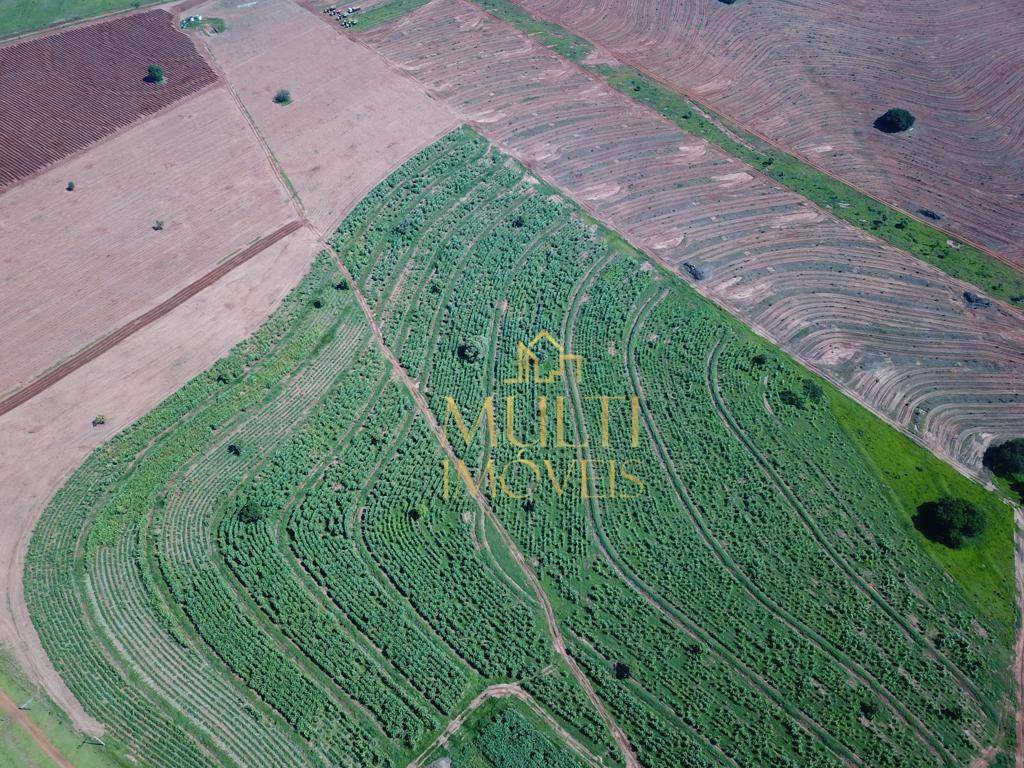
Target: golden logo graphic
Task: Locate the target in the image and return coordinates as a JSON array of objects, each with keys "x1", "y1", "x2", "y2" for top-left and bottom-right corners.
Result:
[
  {"x1": 441, "y1": 332, "x2": 647, "y2": 502},
  {"x1": 504, "y1": 330, "x2": 583, "y2": 385}
]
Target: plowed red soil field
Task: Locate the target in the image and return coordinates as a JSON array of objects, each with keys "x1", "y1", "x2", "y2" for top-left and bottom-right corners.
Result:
[
  {"x1": 364, "y1": 0, "x2": 1024, "y2": 469},
  {"x1": 0, "y1": 9, "x2": 217, "y2": 188},
  {"x1": 0, "y1": 86, "x2": 296, "y2": 397},
  {"x1": 515, "y1": 0, "x2": 1024, "y2": 261}
]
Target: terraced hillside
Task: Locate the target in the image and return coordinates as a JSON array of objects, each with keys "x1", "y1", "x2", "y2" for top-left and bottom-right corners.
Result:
[
  {"x1": 26, "y1": 128, "x2": 1013, "y2": 767},
  {"x1": 512, "y1": 0, "x2": 1024, "y2": 261},
  {"x1": 362, "y1": 0, "x2": 1024, "y2": 470}
]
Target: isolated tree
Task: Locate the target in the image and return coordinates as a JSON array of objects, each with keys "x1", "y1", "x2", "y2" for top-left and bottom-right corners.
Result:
[
  {"x1": 91, "y1": 414, "x2": 106, "y2": 427},
  {"x1": 874, "y1": 107, "x2": 915, "y2": 133},
  {"x1": 145, "y1": 64, "x2": 165, "y2": 83},
  {"x1": 983, "y1": 438, "x2": 1024, "y2": 480},
  {"x1": 274, "y1": 89, "x2": 292, "y2": 105},
  {"x1": 457, "y1": 336, "x2": 486, "y2": 363},
  {"x1": 153, "y1": 219, "x2": 164, "y2": 231},
  {"x1": 913, "y1": 497, "x2": 985, "y2": 548},
  {"x1": 66, "y1": 180, "x2": 75, "y2": 192},
  {"x1": 237, "y1": 501, "x2": 265, "y2": 524},
  {"x1": 778, "y1": 389, "x2": 804, "y2": 409}
]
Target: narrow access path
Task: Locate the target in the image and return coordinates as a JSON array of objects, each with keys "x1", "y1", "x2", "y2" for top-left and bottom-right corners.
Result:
[
  {"x1": 327, "y1": 246, "x2": 640, "y2": 768},
  {"x1": 406, "y1": 683, "x2": 603, "y2": 768},
  {"x1": 0, "y1": 689, "x2": 76, "y2": 768}
]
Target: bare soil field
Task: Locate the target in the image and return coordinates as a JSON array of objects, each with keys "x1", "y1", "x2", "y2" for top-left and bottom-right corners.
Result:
[
  {"x1": 0, "y1": 225, "x2": 317, "y2": 734},
  {"x1": 513, "y1": 0, "x2": 1024, "y2": 261},
  {"x1": 364, "y1": 0, "x2": 1024, "y2": 469},
  {"x1": 0, "y1": 9, "x2": 217, "y2": 187},
  {"x1": 192, "y1": 0, "x2": 458, "y2": 232},
  {"x1": 0, "y1": 85, "x2": 296, "y2": 397}
]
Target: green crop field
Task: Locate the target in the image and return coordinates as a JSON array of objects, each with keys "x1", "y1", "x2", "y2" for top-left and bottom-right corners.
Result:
[
  {"x1": 26, "y1": 127, "x2": 1014, "y2": 768},
  {"x1": 0, "y1": 0, "x2": 159, "y2": 39}
]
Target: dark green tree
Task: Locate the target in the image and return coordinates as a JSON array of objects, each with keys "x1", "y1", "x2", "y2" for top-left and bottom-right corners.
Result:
[
  {"x1": 274, "y1": 89, "x2": 292, "y2": 105},
  {"x1": 145, "y1": 64, "x2": 165, "y2": 83},
  {"x1": 913, "y1": 496, "x2": 985, "y2": 548},
  {"x1": 237, "y1": 501, "x2": 266, "y2": 524},
  {"x1": 983, "y1": 438, "x2": 1024, "y2": 479},
  {"x1": 874, "y1": 108, "x2": 916, "y2": 133}
]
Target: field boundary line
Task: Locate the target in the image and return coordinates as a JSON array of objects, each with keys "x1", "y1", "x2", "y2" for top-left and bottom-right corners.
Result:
[
  {"x1": 0, "y1": 0, "x2": 165, "y2": 47},
  {"x1": 0, "y1": 220, "x2": 303, "y2": 417},
  {"x1": 0, "y1": 82, "x2": 220, "y2": 198},
  {"x1": 326, "y1": 0, "x2": 1011, "y2": 478}
]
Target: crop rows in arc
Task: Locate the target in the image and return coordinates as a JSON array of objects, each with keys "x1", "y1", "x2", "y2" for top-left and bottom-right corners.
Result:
[
  {"x1": 24, "y1": 129, "x2": 584, "y2": 768},
  {"x1": 25, "y1": 253, "x2": 367, "y2": 767},
  {"x1": 0, "y1": 10, "x2": 218, "y2": 187},
  {"x1": 362, "y1": 0, "x2": 1024, "y2": 470},
  {"x1": 573, "y1": 255, "x2": 1016, "y2": 765},
  {"x1": 514, "y1": 0, "x2": 1024, "y2": 259},
  {"x1": 331, "y1": 126, "x2": 1012, "y2": 765},
  {"x1": 26, "y1": 126, "x2": 1014, "y2": 767}
]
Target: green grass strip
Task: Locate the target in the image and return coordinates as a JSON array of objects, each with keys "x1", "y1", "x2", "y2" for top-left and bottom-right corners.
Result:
[
  {"x1": 471, "y1": 0, "x2": 592, "y2": 62},
  {"x1": 0, "y1": 0, "x2": 159, "y2": 39},
  {"x1": 461, "y1": 0, "x2": 1024, "y2": 306},
  {"x1": 595, "y1": 65, "x2": 1024, "y2": 306},
  {"x1": 350, "y1": 0, "x2": 433, "y2": 30}
]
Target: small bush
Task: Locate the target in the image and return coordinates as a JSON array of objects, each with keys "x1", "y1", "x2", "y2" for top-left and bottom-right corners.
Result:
[
  {"x1": 153, "y1": 220, "x2": 164, "y2": 231},
  {"x1": 66, "y1": 181, "x2": 75, "y2": 192},
  {"x1": 91, "y1": 414, "x2": 106, "y2": 427},
  {"x1": 274, "y1": 89, "x2": 292, "y2": 105},
  {"x1": 874, "y1": 108, "x2": 915, "y2": 133},
  {"x1": 802, "y1": 379, "x2": 824, "y2": 403},
  {"x1": 145, "y1": 64, "x2": 165, "y2": 83},
  {"x1": 914, "y1": 497, "x2": 985, "y2": 548}
]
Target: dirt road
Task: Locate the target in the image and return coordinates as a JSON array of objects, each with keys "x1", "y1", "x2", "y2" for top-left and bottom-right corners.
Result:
[
  {"x1": 0, "y1": 220, "x2": 301, "y2": 417},
  {"x1": 0, "y1": 689, "x2": 75, "y2": 768},
  {"x1": 407, "y1": 683, "x2": 603, "y2": 768}
]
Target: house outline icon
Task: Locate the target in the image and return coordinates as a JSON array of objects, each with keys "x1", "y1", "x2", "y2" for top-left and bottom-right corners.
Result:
[{"x1": 504, "y1": 330, "x2": 583, "y2": 384}]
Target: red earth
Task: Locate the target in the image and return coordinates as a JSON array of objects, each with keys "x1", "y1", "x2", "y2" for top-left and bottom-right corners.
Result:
[{"x1": 0, "y1": 9, "x2": 217, "y2": 188}]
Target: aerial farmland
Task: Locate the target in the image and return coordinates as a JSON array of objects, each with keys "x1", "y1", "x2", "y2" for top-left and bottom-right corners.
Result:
[{"x1": 0, "y1": 2, "x2": 1020, "y2": 768}]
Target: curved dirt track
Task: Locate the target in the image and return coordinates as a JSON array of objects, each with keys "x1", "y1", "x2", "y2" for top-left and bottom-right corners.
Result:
[
  {"x1": 515, "y1": 0, "x2": 1024, "y2": 262},
  {"x1": 362, "y1": 0, "x2": 1024, "y2": 470},
  {"x1": 0, "y1": 226, "x2": 319, "y2": 736}
]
